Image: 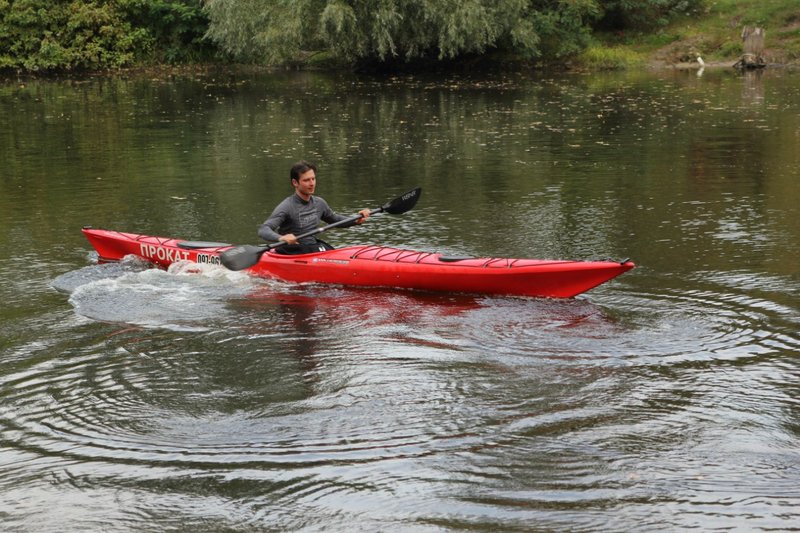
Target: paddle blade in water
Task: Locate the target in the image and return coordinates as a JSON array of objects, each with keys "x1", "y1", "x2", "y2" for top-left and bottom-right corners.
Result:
[{"x1": 220, "y1": 245, "x2": 269, "y2": 271}]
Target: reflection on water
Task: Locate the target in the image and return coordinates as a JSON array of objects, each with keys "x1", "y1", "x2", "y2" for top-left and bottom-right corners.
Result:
[{"x1": 1, "y1": 69, "x2": 799, "y2": 531}]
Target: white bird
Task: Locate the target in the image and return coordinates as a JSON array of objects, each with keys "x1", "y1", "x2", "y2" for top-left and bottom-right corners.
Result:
[{"x1": 697, "y1": 56, "x2": 705, "y2": 66}]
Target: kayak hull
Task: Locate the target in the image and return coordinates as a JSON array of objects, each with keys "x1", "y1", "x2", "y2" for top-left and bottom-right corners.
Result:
[{"x1": 81, "y1": 227, "x2": 634, "y2": 298}]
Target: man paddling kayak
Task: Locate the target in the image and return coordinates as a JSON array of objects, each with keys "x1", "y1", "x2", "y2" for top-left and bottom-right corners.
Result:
[{"x1": 258, "y1": 161, "x2": 370, "y2": 254}]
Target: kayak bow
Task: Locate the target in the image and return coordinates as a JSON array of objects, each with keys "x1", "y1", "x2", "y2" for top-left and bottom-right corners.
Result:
[{"x1": 81, "y1": 227, "x2": 634, "y2": 298}]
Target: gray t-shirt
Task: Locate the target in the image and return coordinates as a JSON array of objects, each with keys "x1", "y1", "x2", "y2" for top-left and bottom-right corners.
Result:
[{"x1": 258, "y1": 194, "x2": 352, "y2": 244}]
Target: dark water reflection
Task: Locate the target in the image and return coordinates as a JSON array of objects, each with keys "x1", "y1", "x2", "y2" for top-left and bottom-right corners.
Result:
[{"x1": 1, "y1": 68, "x2": 799, "y2": 531}]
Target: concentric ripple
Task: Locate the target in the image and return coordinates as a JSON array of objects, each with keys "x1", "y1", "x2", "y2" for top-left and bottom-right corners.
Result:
[{"x1": 0, "y1": 257, "x2": 797, "y2": 531}]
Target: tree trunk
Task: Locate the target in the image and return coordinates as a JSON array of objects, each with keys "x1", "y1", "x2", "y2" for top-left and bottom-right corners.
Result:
[{"x1": 734, "y1": 27, "x2": 766, "y2": 69}]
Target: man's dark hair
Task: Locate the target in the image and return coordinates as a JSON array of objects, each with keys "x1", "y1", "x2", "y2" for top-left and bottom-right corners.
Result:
[{"x1": 290, "y1": 160, "x2": 316, "y2": 182}]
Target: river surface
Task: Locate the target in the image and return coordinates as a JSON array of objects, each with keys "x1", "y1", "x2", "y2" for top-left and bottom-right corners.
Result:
[{"x1": 1, "y1": 67, "x2": 798, "y2": 531}]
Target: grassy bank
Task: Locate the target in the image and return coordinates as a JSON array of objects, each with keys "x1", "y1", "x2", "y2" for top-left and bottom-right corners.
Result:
[{"x1": 580, "y1": 0, "x2": 800, "y2": 69}]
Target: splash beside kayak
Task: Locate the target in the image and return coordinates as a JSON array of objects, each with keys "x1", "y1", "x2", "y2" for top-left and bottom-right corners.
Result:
[{"x1": 81, "y1": 227, "x2": 634, "y2": 298}]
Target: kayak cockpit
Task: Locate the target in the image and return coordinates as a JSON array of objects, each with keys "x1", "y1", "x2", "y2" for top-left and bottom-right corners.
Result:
[{"x1": 177, "y1": 240, "x2": 232, "y2": 250}]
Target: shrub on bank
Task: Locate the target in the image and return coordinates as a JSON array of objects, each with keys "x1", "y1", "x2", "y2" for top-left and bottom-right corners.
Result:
[{"x1": 0, "y1": 0, "x2": 213, "y2": 72}]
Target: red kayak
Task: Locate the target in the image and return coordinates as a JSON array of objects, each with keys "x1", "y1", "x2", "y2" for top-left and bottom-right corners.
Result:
[{"x1": 81, "y1": 227, "x2": 634, "y2": 298}]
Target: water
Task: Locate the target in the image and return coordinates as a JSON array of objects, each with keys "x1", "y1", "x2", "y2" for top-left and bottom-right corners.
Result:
[{"x1": 1, "y1": 68, "x2": 798, "y2": 531}]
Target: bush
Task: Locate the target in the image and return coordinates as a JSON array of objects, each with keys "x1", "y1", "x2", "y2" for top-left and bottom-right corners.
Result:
[
  {"x1": 0, "y1": 0, "x2": 214, "y2": 72},
  {"x1": 0, "y1": 1, "x2": 138, "y2": 70},
  {"x1": 119, "y1": 0, "x2": 214, "y2": 63}
]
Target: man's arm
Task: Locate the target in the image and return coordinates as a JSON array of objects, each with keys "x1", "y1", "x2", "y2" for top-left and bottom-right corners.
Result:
[
  {"x1": 319, "y1": 198, "x2": 370, "y2": 226},
  {"x1": 258, "y1": 201, "x2": 289, "y2": 242}
]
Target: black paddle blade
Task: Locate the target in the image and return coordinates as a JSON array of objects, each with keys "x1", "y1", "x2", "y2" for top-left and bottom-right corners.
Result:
[
  {"x1": 382, "y1": 187, "x2": 422, "y2": 215},
  {"x1": 219, "y1": 244, "x2": 269, "y2": 271}
]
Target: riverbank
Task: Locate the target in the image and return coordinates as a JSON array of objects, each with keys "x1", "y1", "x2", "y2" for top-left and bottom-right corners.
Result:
[
  {"x1": 2, "y1": 0, "x2": 798, "y2": 79},
  {"x1": 584, "y1": 0, "x2": 800, "y2": 71}
]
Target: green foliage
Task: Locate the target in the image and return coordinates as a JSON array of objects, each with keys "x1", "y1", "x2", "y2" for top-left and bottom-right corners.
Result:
[
  {"x1": 204, "y1": 0, "x2": 605, "y2": 67},
  {"x1": 0, "y1": 1, "x2": 138, "y2": 70},
  {"x1": 202, "y1": 0, "x2": 712, "y2": 68},
  {"x1": 527, "y1": 0, "x2": 601, "y2": 59},
  {"x1": 717, "y1": 39, "x2": 741, "y2": 59},
  {"x1": 0, "y1": 0, "x2": 213, "y2": 72},
  {"x1": 0, "y1": 0, "x2": 731, "y2": 72},
  {"x1": 596, "y1": 0, "x2": 705, "y2": 31},
  {"x1": 119, "y1": 0, "x2": 215, "y2": 63},
  {"x1": 579, "y1": 45, "x2": 644, "y2": 69}
]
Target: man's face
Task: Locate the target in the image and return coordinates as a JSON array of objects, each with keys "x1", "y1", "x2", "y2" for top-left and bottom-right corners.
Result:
[{"x1": 293, "y1": 169, "x2": 316, "y2": 198}]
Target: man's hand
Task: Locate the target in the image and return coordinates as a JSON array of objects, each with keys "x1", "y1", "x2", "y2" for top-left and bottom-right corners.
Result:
[
  {"x1": 356, "y1": 209, "x2": 371, "y2": 224},
  {"x1": 280, "y1": 233, "x2": 298, "y2": 245}
]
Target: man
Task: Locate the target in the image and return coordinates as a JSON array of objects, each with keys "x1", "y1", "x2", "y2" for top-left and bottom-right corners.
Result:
[{"x1": 258, "y1": 161, "x2": 370, "y2": 254}]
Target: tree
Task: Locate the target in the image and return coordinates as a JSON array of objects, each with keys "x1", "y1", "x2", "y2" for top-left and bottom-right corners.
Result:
[{"x1": 203, "y1": 0, "x2": 602, "y2": 67}]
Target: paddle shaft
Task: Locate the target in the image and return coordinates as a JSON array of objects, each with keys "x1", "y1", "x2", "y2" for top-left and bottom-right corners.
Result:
[
  {"x1": 219, "y1": 187, "x2": 421, "y2": 271},
  {"x1": 266, "y1": 208, "x2": 376, "y2": 252}
]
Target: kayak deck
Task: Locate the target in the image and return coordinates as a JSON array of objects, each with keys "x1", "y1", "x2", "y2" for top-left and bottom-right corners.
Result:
[{"x1": 81, "y1": 227, "x2": 634, "y2": 298}]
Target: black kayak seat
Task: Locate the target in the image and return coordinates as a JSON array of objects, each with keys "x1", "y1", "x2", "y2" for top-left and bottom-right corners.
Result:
[
  {"x1": 438, "y1": 256, "x2": 475, "y2": 262},
  {"x1": 177, "y1": 240, "x2": 231, "y2": 250}
]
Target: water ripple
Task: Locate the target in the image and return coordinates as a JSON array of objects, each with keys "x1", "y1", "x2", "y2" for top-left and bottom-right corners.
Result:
[{"x1": 2, "y1": 258, "x2": 798, "y2": 531}]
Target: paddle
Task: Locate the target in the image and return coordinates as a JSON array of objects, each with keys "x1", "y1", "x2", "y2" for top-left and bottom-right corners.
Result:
[{"x1": 220, "y1": 187, "x2": 422, "y2": 271}]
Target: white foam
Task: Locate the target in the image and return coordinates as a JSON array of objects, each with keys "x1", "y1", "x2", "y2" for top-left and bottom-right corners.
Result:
[{"x1": 61, "y1": 259, "x2": 256, "y2": 330}]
